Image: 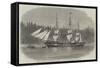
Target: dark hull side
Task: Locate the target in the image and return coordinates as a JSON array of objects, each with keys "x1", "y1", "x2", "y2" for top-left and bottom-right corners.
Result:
[{"x1": 44, "y1": 41, "x2": 85, "y2": 47}]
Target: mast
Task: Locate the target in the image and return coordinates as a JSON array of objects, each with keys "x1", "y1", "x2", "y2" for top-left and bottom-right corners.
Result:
[
  {"x1": 53, "y1": 12, "x2": 59, "y2": 42},
  {"x1": 75, "y1": 19, "x2": 83, "y2": 42},
  {"x1": 77, "y1": 20, "x2": 80, "y2": 31},
  {"x1": 69, "y1": 12, "x2": 72, "y2": 29},
  {"x1": 77, "y1": 21, "x2": 83, "y2": 42},
  {"x1": 66, "y1": 12, "x2": 73, "y2": 42},
  {"x1": 55, "y1": 12, "x2": 59, "y2": 29}
]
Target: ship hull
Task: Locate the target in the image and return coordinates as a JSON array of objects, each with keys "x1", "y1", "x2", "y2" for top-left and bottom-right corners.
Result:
[
  {"x1": 44, "y1": 41, "x2": 85, "y2": 47},
  {"x1": 44, "y1": 41, "x2": 64, "y2": 47},
  {"x1": 70, "y1": 42, "x2": 85, "y2": 47}
]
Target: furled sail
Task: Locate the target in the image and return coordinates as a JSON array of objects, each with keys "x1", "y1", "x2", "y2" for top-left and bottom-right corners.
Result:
[{"x1": 31, "y1": 28, "x2": 42, "y2": 36}]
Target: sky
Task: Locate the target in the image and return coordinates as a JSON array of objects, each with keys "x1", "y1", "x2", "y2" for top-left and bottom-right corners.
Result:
[{"x1": 19, "y1": 4, "x2": 96, "y2": 30}]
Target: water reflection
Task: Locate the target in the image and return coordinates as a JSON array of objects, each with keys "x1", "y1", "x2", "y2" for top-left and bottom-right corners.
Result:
[{"x1": 21, "y1": 43, "x2": 94, "y2": 60}]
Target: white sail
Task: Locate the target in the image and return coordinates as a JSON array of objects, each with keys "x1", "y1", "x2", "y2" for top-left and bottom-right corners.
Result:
[
  {"x1": 71, "y1": 40, "x2": 75, "y2": 43},
  {"x1": 40, "y1": 30, "x2": 48, "y2": 39},
  {"x1": 79, "y1": 34, "x2": 82, "y2": 42},
  {"x1": 35, "y1": 30, "x2": 48, "y2": 39},
  {"x1": 75, "y1": 36, "x2": 80, "y2": 42},
  {"x1": 31, "y1": 28, "x2": 42, "y2": 36},
  {"x1": 68, "y1": 30, "x2": 72, "y2": 34},
  {"x1": 66, "y1": 34, "x2": 73, "y2": 42},
  {"x1": 75, "y1": 32, "x2": 82, "y2": 42},
  {"x1": 54, "y1": 30, "x2": 59, "y2": 34},
  {"x1": 43, "y1": 31, "x2": 51, "y2": 41},
  {"x1": 66, "y1": 29, "x2": 73, "y2": 42},
  {"x1": 76, "y1": 33, "x2": 80, "y2": 35},
  {"x1": 53, "y1": 30, "x2": 59, "y2": 41},
  {"x1": 53, "y1": 35, "x2": 58, "y2": 41}
]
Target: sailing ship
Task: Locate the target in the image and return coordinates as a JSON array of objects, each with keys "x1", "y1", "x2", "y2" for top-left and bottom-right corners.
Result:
[{"x1": 31, "y1": 12, "x2": 85, "y2": 48}]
